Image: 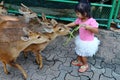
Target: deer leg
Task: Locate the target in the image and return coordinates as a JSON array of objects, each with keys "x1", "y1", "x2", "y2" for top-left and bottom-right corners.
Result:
[
  {"x1": 34, "y1": 50, "x2": 43, "y2": 69},
  {"x1": 38, "y1": 52, "x2": 43, "y2": 69},
  {"x1": 23, "y1": 51, "x2": 28, "y2": 59},
  {"x1": 8, "y1": 61, "x2": 28, "y2": 80},
  {"x1": 2, "y1": 61, "x2": 10, "y2": 74},
  {"x1": 33, "y1": 50, "x2": 39, "y2": 65}
]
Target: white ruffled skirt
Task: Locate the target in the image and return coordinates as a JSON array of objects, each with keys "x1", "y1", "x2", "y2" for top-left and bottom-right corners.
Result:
[{"x1": 75, "y1": 35, "x2": 100, "y2": 57}]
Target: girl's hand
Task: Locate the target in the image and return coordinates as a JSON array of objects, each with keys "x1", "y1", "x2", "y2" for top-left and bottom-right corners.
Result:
[
  {"x1": 82, "y1": 24, "x2": 91, "y2": 30},
  {"x1": 84, "y1": 25, "x2": 99, "y2": 34},
  {"x1": 79, "y1": 24, "x2": 91, "y2": 30},
  {"x1": 79, "y1": 24, "x2": 86, "y2": 28},
  {"x1": 84, "y1": 25, "x2": 89, "y2": 30}
]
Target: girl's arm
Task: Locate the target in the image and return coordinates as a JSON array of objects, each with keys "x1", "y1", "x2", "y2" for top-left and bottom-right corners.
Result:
[
  {"x1": 85, "y1": 25, "x2": 99, "y2": 34},
  {"x1": 65, "y1": 22, "x2": 77, "y2": 28}
]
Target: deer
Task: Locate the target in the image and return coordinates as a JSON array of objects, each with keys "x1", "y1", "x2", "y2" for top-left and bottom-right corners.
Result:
[
  {"x1": 0, "y1": 1, "x2": 20, "y2": 23},
  {"x1": 0, "y1": 15, "x2": 56, "y2": 68},
  {"x1": 0, "y1": 1, "x2": 7, "y2": 15},
  {"x1": 23, "y1": 19, "x2": 70, "y2": 68},
  {"x1": 18, "y1": 5, "x2": 70, "y2": 68},
  {"x1": 18, "y1": 3, "x2": 40, "y2": 23},
  {"x1": 0, "y1": 4, "x2": 70, "y2": 69},
  {"x1": 19, "y1": 6, "x2": 71, "y2": 68},
  {"x1": 0, "y1": 21, "x2": 49, "y2": 79},
  {"x1": 18, "y1": 3, "x2": 53, "y2": 27}
]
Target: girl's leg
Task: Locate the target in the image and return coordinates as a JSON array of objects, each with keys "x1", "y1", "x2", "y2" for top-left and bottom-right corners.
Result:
[
  {"x1": 71, "y1": 55, "x2": 83, "y2": 66},
  {"x1": 79, "y1": 56, "x2": 89, "y2": 72},
  {"x1": 77, "y1": 56, "x2": 83, "y2": 62},
  {"x1": 81, "y1": 56, "x2": 88, "y2": 65}
]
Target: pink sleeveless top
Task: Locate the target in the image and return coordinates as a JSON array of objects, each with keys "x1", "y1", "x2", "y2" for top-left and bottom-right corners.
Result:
[{"x1": 74, "y1": 18, "x2": 98, "y2": 41}]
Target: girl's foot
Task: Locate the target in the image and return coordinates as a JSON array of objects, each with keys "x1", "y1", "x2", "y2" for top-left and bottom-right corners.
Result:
[
  {"x1": 71, "y1": 60, "x2": 83, "y2": 66},
  {"x1": 78, "y1": 64, "x2": 89, "y2": 73}
]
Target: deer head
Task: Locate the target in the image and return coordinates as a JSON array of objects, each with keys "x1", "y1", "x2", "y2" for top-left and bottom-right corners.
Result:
[
  {"x1": 21, "y1": 27, "x2": 49, "y2": 43},
  {"x1": 19, "y1": 3, "x2": 38, "y2": 23},
  {"x1": 0, "y1": 1, "x2": 7, "y2": 15}
]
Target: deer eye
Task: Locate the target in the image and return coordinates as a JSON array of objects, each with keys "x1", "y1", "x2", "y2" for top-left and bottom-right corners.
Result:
[
  {"x1": 48, "y1": 24, "x2": 51, "y2": 26},
  {"x1": 24, "y1": 35, "x2": 29, "y2": 38},
  {"x1": 37, "y1": 36, "x2": 41, "y2": 39},
  {"x1": 30, "y1": 12, "x2": 33, "y2": 14},
  {"x1": 59, "y1": 28, "x2": 62, "y2": 31}
]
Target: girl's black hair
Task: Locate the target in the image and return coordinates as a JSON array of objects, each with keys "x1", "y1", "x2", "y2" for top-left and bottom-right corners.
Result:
[{"x1": 75, "y1": 1, "x2": 91, "y2": 18}]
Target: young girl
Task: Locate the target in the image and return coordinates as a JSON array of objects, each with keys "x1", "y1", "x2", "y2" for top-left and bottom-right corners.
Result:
[{"x1": 65, "y1": 1, "x2": 100, "y2": 72}]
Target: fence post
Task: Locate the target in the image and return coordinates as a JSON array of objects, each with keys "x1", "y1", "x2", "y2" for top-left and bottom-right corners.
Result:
[
  {"x1": 114, "y1": 0, "x2": 120, "y2": 22},
  {"x1": 107, "y1": 0, "x2": 116, "y2": 29}
]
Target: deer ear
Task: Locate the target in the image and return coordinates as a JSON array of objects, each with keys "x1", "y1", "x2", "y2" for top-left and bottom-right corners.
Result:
[
  {"x1": 21, "y1": 36, "x2": 30, "y2": 41},
  {"x1": 23, "y1": 27, "x2": 32, "y2": 35},
  {"x1": 43, "y1": 27, "x2": 53, "y2": 33},
  {"x1": 41, "y1": 13, "x2": 47, "y2": 21},
  {"x1": 50, "y1": 19, "x2": 58, "y2": 26},
  {"x1": 0, "y1": 1, "x2": 4, "y2": 5}
]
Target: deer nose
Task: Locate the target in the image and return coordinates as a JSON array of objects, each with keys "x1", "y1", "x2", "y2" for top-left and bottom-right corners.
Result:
[
  {"x1": 70, "y1": 28, "x2": 73, "y2": 32},
  {"x1": 37, "y1": 36, "x2": 41, "y2": 39}
]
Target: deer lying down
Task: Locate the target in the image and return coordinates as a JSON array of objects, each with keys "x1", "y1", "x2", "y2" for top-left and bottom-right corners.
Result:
[
  {"x1": 23, "y1": 22, "x2": 70, "y2": 68},
  {"x1": 0, "y1": 27, "x2": 49, "y2": 79}
]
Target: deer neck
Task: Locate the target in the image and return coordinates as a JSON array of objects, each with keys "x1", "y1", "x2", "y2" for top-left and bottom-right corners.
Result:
[
  {"x1": 14, "y1": 39, "x2": 37, "y2": 52},
  {"x1": 1, "y1": 40, "x2": 36, "y2": 59},
  {"x1": 44, "y1": 32, "x2": 58, "y2": 40}
]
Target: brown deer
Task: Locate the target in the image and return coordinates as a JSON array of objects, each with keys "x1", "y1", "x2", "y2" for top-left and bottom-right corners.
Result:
[
  {"x1": 23, "y1": 20, "x2": 70, "y2": 68},
  {"x1": 17, "y1": 6, "x2": 71, "y2": 68},
  {"x1": 0, "y1": 1, "x2": 19, "y2": 21},
  {"x1": 18, "y1": 3, "x2": 39, "y2": 23},
  {"x1": 0, "y1": 1, "x2": 7, "y2": 15},
  {"x1": 0, "y1": 4, "x2": 70, "y2": 69},
  {"x1": 0, "y1": 13, "x2": 52, "y2": 68},
  {"x1": 0, "y1": 22, "x2": 49, "y2": 79}
]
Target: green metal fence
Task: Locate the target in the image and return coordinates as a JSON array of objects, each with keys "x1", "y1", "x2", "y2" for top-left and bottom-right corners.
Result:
[
  {"x1": 46, "y1": 0, "x2": 119, "y2": 29},
  {"x1": 1, "y1": 0, "x2": 120, "y2": 29}
]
